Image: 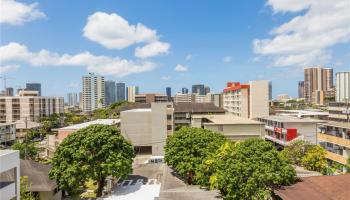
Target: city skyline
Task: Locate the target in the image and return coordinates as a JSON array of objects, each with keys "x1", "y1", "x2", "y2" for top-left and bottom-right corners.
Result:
[{"x1": 0, "y1": 0, "x2": 349, "y2": 98}]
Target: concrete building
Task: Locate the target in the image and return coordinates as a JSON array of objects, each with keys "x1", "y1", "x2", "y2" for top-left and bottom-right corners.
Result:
[
  {"x1": 181, "y1": 87, "x2": 189, "y2": 94},
  {"x1": 191, "y1": 114, "x2": 264, "y2": 140},
  {"x1": 126, "y1": 86, "x2": 139, "y2": 103},
  {"x1": 192, "y1": 84, "x2": 205, "y2": 95},
  {"x1": 317, "y1": 122, "x2": 350, "y2": 171},
  {"x1": 194, "y1": 93, "x2": 212, "y2": 103},
  {"x1": 67, "y1": 92, "x2": 78, "y2": 107},
  {"x1": 5, "y1": 88, "x2": 13, "y2": 96},
  {"x1": 173, "y1": 103, "x2": 225, "y2": 128},
  {"x1": 26, "y1": 83, "x2": 41, "y2": 96},
  {"x1": 298, "y1": 81, "x2": 304, "y2": 98},
  {"x1": 18, "y1": 90, "x2": 39, "y2": 96},
  {"x1": 204, "y1": 86, "x2": 210, "y2": 95},
  {"x1": 116, "y1": 82, "x2": 126, "y2": 102},
  {"x1": 166, "y1": 87, "x2": 171, "y2": 101},
  {"x1": 328, "y1": 102, "x2": 350, "y2": 122},
  {"x1": 304, "y1": 67, "x2": 333, "y2": 104},
  {"x1": 105, "y1": 80, "x2": 116, "y2": 106},
  {"x1": 336, "y1": 71, "x2": 350, "y2": 102},
  {"x1": 223, "y1": 80, "x2": 269, "y2": 119},
  {"x1": 0, "y1": 96, "x2": 64, "y2": 123},
  {"x1": 0, "y1": 123, "x2": 16, "y2": 144},
  {"x1": 135, "y1": 94, "x2": 168, "y2": 104},
  {"x1": 257, "y1": 116, "x2": 322, "y2": 147},
  {"x1": 174, "y1": 93, "x2": 195, "y2": 103},
  {"x1": 211, "y1": 93, "x2": 223, "y2": 108},
  {"x1": 0, "y1": 150, "x2": 20, "y2": 200},
  {"x1": 275, "y1": 109, "x2": 329, "y2": 120},
  {"x1": 277, "y1": 94, "x2": 291, "y2": 102},
  {"x1": 120, "y1": 103, "x2": 174, "y2": 155},
  {"x1": 82, "y1": 73, "x2": 105, "y2": 112}
]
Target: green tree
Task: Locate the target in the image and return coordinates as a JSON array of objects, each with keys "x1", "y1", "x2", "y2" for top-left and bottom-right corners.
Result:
[
  {"x1": 49, "y1": 125, "x2": 135, "y2": 197},
  {"x1": 301, "y1": 145, "x2": 327, "y2": 173},
  {"x1": 64, "y1": 112, "x2": 87, "y2": 125},
  {"x1": 19, "y1": 176, "x2": 37, "y2": 200},
  {"x1": 281, "y1": 140, "x2": 312, "y2": 166},
  {"x1": 164, "y1": 127, "x2": 226, "y2": 184},
  {"x1": 215, "y1": 139, "x2": 296, "y2": 200},
  {"x1": 11, "y1": 141, "x2": 38, "y2": 160}
]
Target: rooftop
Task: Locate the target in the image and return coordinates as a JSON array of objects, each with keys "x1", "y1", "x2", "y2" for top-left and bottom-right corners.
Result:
[
  {"x1": 192, "y1": 114, "x2": 264, "y2": 125},
  {"x1": 59, "y1": 119, "x2": 120, "y2": 130},
  {"x1": 258, "y1": 115, "x2": 323, "y2": 123},
  {"x1": 174, "y1": 103, "x2": 225, "y2": 113},
  {"x1": 276, "y1": 109, "x2": 329, "y2": 116},
  {"x1": 319, "y1": 121, "x2": 350, "y2": 129},
  {"x1": 121, "y1": 108, "x2": 152, "y2": 113}
]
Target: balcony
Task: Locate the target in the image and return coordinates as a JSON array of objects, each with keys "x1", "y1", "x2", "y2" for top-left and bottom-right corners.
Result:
[
  {"x1": 0, "y1": 181, "x2": 16, "y2": 200},
  {"x1": 325, "y1": 151, "x2": 348, "y2": 165},
  {"x1": 317, "y1": 133, "x2": 350, "y2": 148}
]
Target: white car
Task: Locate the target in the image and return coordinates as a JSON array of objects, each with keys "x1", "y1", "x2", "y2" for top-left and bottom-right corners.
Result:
[{"x1": 144, "y1": 156, "x2": 164, "y2": 164}]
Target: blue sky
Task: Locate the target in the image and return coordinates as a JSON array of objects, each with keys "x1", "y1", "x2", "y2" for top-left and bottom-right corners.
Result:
[{"x1": 1, "y1": 0, "x2": 349, "y2": 98}]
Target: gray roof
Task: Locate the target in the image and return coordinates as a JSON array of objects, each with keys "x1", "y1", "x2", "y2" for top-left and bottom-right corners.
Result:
[
  {"x1": 174, "y1": 103, "x2": 226, "y2": 113},
  {"x1": 258, "y1": 115, "x2": 323, "y2": 123}
]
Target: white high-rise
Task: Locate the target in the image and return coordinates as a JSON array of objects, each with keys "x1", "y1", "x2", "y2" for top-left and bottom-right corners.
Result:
[
  {"x1": 126, "y1": 86, "x2": 139, "y2": 102},
  {"x1": 82, "y1": 73, "x2": 105, "y2": 112},
  {"x1": 336, "y1": 72, "x2": 350, "y2": 102},
  {"x1": 67, "y1": 93, "x2": 78, "y2": 107}
]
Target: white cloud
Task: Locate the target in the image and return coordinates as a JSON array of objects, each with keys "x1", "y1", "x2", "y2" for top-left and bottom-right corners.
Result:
[
  {"x1": 253, "y1": 0, "x2": 350, "y2": 67},
  {"x1": 0, "y1": 64, "x2": 20, "y2": 74},
  {"x1": 0, "y1": 42, "x2": 156, "y2": 77},
  {"x1": 135, "y1": 41, "x2": 170, "y2": 58},
  {"x1": 174, "y1": 64, "x2": 188, "y2": 72},
  {"x1": 83, "y1": 12, "x2": 170, "y2": 58},
  {"x1": 161, "y1": 75, "x2": 171, "y2": 81},
  {"x1": 0, "y1": 0, "x2": 46, "y2": 25},
  {"x1": 223, "y1": 56, "x2": 232, "y2": 63},
  {"x1": 185, "y1": 54, "x2": 192, "y2": 61}
]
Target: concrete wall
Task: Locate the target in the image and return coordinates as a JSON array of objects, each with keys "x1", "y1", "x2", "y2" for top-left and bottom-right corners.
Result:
[
  {"x1": 285, "y1": 122, "x2": 317, "y2": 144},
  {"x1": 204, "y1": 124, "x2": 264, "y2": 140},
  {"x1": 120, "y1": 111, "x2": 152, "y2": 146},
  {"x1": 249, "y1": 80, "x2": 269, "y2": 119}
]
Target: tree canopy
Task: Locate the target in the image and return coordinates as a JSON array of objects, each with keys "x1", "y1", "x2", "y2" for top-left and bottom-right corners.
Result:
[
  {"x1": 301, "y1": 145, "x2": 327, "y2": 174},
  {"x1": 11, "y1": 141, "x2": 38, "y2": 160},
  {"x1": 49, "y1": 124, "x2": 135, "y2": 197},
  {"x1": 164, "y1": 127, "x2": 226, "y2": 184},
  {"x1": 281, "y1": 140, "x2": 312, "y2": 166}
]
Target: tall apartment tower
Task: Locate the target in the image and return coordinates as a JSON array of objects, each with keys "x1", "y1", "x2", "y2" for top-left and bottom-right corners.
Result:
[
  {"x1": 182, "y1": 87, "x2": 189, "y2": 94},
  {"x1": 5, "y1": 87, "x2": 14, "y2": 96},
  {"x1": 67, "y1": 93, "x2": 78, "y2": 107},
  {"x1": 304, "y1": 67, "x2": 333, "y2": 104},
  {"x1": 166, "y1": 87, "x2": 171, "y2": 101},
  {"x1": 223, "y1": 80, "x2": 269, "y2": 119},
  {"x1": 192, "y1": 84, "x2": 205, "y2": 95},
  {"x1": 26, "y1": 83, "x2": 41, "y2": 96},
  {"x1": 336, "y1": 72, "x2": 350, "y2": 102},
  {"x1": 204, "y1": 86, "x2": 210, "y2": 95},
  {"x1": 116, "y1": 82, "x2": 126, "y2": 102},
  {"x1": 82, "y1": 73, "x2": 105, "y2": 112},
  {"x1": 105, "y1": 80, "x2": 116, "y2": 106},
  {"x1": 298, "y1": 81, "x2": 305, "y2": 98},
  {"x1": 127, "y1": 86, "x2": 139, "y2": 102}
]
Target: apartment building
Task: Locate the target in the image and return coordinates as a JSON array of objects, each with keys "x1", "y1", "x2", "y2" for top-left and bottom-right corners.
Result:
[
  {"x1": 336, "y1": 71, "x2": 350, "y2": 102},
  {"x1": 298, "y1": 81, "x2": 304, "y2": 98},
  {"x1": 304, "y1": 67, "x2": 333, "y2": 104},
  {"x1": 67, "y1": 93, "x2": 78, "y2": 107},
  {"x1": 257, "y1": 116, "x2": 322, "y2": 148},
  {"x1": 135, "y1": 93, "x2": 168, "y2": 104},
  {"x1": 120, "y1": 103, "x2": 174, "y2": 156},
  {"x1": 126, "y1": 86, "x2": 139, "y2": 103},
  {"x1": 191, "y1": 114, "x2": 264, "y2": 140},
  {"x1": 116, "y1": 82, "x2": 126, "y2": 102},
  {"x1": 0, "y1": 150, "x2": 20, "y2": 200},
  {"x1": 174, "y1": 93, "x2": 195, "y2": 103},
  {"x1": 223, "y1": 80, "x2": 269, "y2": 119},
  {"x1": 0, "y1": 123, "x2": 16, "y2": 144},
  {"x1": 82, "y1": 73, "x2": 105, "y2": 112},
  {"x1": 211, "y1": 93, "x2": 223, "y2": 108},
  {"x1": 328, "y1": 102, "x2": 350, "y2": 122},
  {"x1": 0, "y1": 96, "x2": 64, "y2": 123},
  {"x1": 194, "y1": 93, "x2": 212, "y2": 103},
  {"x1": 317, "y1": 122, "x2": 350, "y2": 172},
  {"x1": 105, "y1": 80, "x2": 116, "y2": 106},
  {"x1": 26, "y1": 83, "x2": 41, "y2": 96}
]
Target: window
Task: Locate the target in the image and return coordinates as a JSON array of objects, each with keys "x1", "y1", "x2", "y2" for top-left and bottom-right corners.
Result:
[
  {"x1": 167, "y1": 115, "x2": 172, "y2": 120},
  {"x1": 167, "y1": 125, "x2": 172, "y2": 130}
]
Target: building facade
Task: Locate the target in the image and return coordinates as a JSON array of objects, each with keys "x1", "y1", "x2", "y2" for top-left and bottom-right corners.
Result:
[
  {"x1": 5, "y1": 88, "x2": 14, "y2": 96},
  {"x1": 135, "y1": 94, "x2": 168, "y2": 104},
  {"x1": 181, "y1": 87, "x2": 189, "y2": 94},
  {"x1": 0, "y1": 150, "x2": 20, "y2": 200},
  {"x1": 67, "y1": 93, "x2": 78, "y2": 107},
  {"x1": 336, "y1": 72, "x2": 350, "y2": 102},
  {"x1": 166, "y1": 87, "x2": 171, "y2": 101},
  {"x1": 211, "y1": 93, "x2": 223, "y2": 108},
  {"x1": 82, "y1": 73, "x2": 105, "y2": 112},
  {"x1": 26, "y1": 83, "x2": 41, "y2": 96},
  {"x1": 105, "y1": 80, "x2": 116, "y2": 106},
  {"x1": 298, "y1": 81, "x2": 304, "y2": 98},
  {"x1": 116, "y1": 82, "x2": 126, "y2": 102},
  {"x1": 174, "y1": 93, "x2": 195, "y2": 103},
  {"x1": 0, "y1": 96, "x2": 64, "y2": 123},
  {"x1": 192, "y1": 84, "x2": 205, "y2": 95},
  {"x1": 126, "y1": 86, "x2": 139, "y2": 102},
  {"x1": 304, "y1": 67, "x2": 333, "y2": 104},
  {"x1": 328, "y1": 102, "x2": 350, "y2": 122},
  {"x1": 0, "y1": 123, "x2": 16, "y2": 144},
  {"x1": 223, "y1": 80, "x2": 269, "y2": 119}
]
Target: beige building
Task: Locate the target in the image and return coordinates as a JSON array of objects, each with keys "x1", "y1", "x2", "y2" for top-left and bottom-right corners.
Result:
[
  {"x1": 174, "y1": 93, "x2": 195, "y2": 103},
  {"x1": 135, "y1": 93, "x2": 168, "y2": 104},
  {"x1": 0, "y1": 96, "x2": 64, "y2": 123},
  {"x1": 304, "y1": 67, "x2": 333, "y2": 104},
  {"x1": 191, "y1": 114, "x2": 264, "y2": 140},
  {"x1": 82, "y1": 73, "x2": 105, "y2": 112},
  {"x1": 194, "y1": 93, "x2": 212, "y2": 103},
  {"x1": 317, "y1": 122, "x2": 350, "y2": 172},
  {"x1": 223, "y1": 80, "x2": 269, "y2": 119},
  {"x1": 336, "y1": 71, "x2": 350, "y2": 102},
  {"x1": 0, "y1": 123, "x2": 16, "y2": 144},
  {"x1": 126, "y1": 86, "x2": 139, "y2": 103},
  {"x1": 328, "y1": 102, "x2": 350, "y2": 122},
  {"x1": 120, "y1": 103, "x2": 174, "y2": 155}
]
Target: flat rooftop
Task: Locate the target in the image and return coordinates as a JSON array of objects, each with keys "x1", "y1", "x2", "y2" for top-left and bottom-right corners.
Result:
[
  {"x1": 0, "y1": 150, "x2": 18, "y2": 156},
  {"x1": 319, "y1": 121, "x2": 350, "y2": 129},
  {"x1": 121, "y1": 108, "x2": 152, "y2": 113},
  {"x1": 258, "y1": 115, "x2": 323, "y2": 123},
  {"x1": 193, "y1": 114, "x2": 264, "y2": 125},
  {"x1": 276, "y1": 109, "x2": 329, "y2": 116},
  {"x1": 59, "y1": 119, "x2": 120, "y2": 130}
]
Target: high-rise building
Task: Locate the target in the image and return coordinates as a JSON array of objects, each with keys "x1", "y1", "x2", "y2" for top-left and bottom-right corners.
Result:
[
  {"x1": 268, "y1": 81, "x2": 272, "y2": 100},
  {"x1": 336, "y1": 72, "x2": 350, "y2": 102},
  {"x1": 192, "y1": 84, "x2": 205, "y2": 95},
  {"x1": 204, "y1": 86, "x2": 210, "y2": 95},
  {"x1": 26, "y1": 83, "x2": 41, "y2": 96},
  {"x1": 67, "y1": 93, "x2": 78, "y2": 107},
  {"x1": 182, "y1": 87, "x2": 189, "y2": 94},
  {"x1": 127, "y1": 86, "x2": 139, "y2": 102},
  {"x1": 223, "y1": 80, "x2": 269, "y2": 118},
  {"x1": 105, "y1": 80, "x2": 116, "y2": 106},
  {"x1": 82, "y1": 73, "x2": 105, "y2": 112},
  {"x1": 116, "y1": 82, "x2": 126, "y2": 102},
  {"x1": 304, "y1": 67, "x2": 333, "y2": 104},
  {"x1": 5, "y1": 87, "x2": 14, "y2": 96},
  {"x1": 211, "y1": 93, "x2": 223, "y2": 108},
  {"x1": 78, "y1": 92, "x2": 82, "y2": 109},
  {"x1": 298, "y1": 81, "x2": 305, "y2": 98},
  {"x1": 166, "y1": 87, "x2": 171, "y2": 101}
]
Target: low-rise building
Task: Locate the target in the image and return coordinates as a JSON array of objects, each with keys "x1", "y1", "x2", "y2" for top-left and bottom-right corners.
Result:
[
  {"x1": 257, "y1": 116, "x2": 322, "y2": 148},
  {"x1": 135, "y1": 93, "x2": 168, "y2": 103},
  {"x1": 328, "y1": 102, "x2": 350, "y2": 122},
  {"x1": 317, "y1": 122, "x2": 350, "y2": 171},
  {"x1": 275, "y1": 109, "x2": 329, "y2": 120},
  {"x1": 191, "y1": 114, "x2": 264, "y2": 140},
  {"x1": 173, "y1": 93, "x2": 195, "y2": 103},
  {"x1": 0, "y1": 150, "x2": 20, "y2": 200},
  {"x1": 0, "y1": 123, "x2": 16, "y2": 145},
  {"x1": 120, "y1": 102, "x2": 174, "y2": 155}
]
